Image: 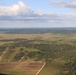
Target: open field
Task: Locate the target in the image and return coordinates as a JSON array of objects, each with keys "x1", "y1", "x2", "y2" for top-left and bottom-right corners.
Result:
[
  {"x1": 0, "y1": 61, "x2": 44, "y2": 75},
  {"x1": 0, "y1": 33, "x2": 63, "y2": 40},
  {"x1": 38, "y1": 58, "x2": 65, "y2": 75},
  {"x1": 0, "y1": 33, "x2": 61, "y2": 45},
  {"x1": 0, "y1": 28, "x2": 76, "y2": 75},
  {"x1": 0, "y1": 33, "x2": 76, "y2": 45}
]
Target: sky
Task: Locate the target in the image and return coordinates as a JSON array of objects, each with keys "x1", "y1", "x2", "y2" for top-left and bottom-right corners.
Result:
[{"x1": 0, "y1": 0, "x2": 76, "y2": 28}]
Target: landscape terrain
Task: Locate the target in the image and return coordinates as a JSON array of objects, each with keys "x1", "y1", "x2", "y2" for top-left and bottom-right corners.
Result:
[{"x1": 0, "y1": 28, "x2": 76, "y2": 75}]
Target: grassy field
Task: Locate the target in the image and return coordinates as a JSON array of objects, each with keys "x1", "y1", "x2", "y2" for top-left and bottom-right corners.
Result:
[
  {"x1": 38, "y1": 58, "x2": 65, "y2": 75},
  {"x1": 0, "y1": 33, "x2": 76, "y2": 44},
  {"x1": 0, "y1": 33, "x2": 74, "y2": 40},
  {"x1": 0, "y1": 31, "x2": 76, "y2": 75}
]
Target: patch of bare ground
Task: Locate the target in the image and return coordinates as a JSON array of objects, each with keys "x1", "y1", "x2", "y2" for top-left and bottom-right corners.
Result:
[{"x1": 0, "y1": 61, "x2": 45, "y2": 75}]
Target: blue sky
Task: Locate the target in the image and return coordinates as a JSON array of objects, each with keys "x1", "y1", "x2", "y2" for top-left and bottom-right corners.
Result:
[
  {"x1": 0, "y1": 0, "x2": 76, "y2": 28},
  {"x1": 0, "y1": 0, "x2": 74, "y2": 13}
]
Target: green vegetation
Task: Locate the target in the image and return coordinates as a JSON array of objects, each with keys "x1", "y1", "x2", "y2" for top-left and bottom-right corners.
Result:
[
  {"x1": 38, "y1": 58, "x2": 65, "y2": 75},
  {"x1": 0, "y1": 38, "x2": 76, "y2": 75},
  {"x1": 0, "y1": 28, "x2": 76, "y2": 75},
  {"x1": 0, "y1": 71, "x2": 26, "y2": 75}
]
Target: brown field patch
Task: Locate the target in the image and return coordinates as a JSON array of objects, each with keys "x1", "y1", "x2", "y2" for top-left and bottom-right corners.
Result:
[
  {"x1": 0, "y1": 61, "x2": 44, "y2": 75},
  {"x1": 0, "y1": 33, "x2": 64, "y2": 40}
]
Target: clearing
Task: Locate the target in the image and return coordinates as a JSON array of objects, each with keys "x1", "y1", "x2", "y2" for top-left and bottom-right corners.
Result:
[{"x1": 0, "y1": 61, "x2": 44, "y2": 75}]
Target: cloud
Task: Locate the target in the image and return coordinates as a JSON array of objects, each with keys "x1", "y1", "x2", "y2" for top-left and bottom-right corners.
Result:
[
  {"x1": 0, "y1": 1, "x2": 76, "y2": 22},
  {"x1": 0, "y1": 1, "x2": 34, "y2": 16},
  {"x1": 55, "y1": 2, "x2": 76, "y2": 9},
  {"x1": 49, "y1": 0, "x2": 64, "y2": 2}
]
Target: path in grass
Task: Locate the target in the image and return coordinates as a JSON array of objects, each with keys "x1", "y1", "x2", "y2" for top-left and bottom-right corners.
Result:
[
  {"x1": 19, "y1": 56, "x2": 25, "y2": 62},
  {"x1": 38, "y1": 58, "x2": 65, "y2": 75},
  {"x1": 36, "y1": 62, "x2": 45, "y2": 75},
  {"x1": 0, "y1": 51, "x2": 6, "y2": 62}
]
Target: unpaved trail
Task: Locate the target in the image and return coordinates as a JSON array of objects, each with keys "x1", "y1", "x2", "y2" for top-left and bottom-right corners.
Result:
[
  {"x1": 19, "y1": 56, "x2": 25, "y2": 62},
  {"x1": 14, "y1": 62, "x2": 26, "y2": 70},
  {"x1": 14, "y1": 56, "x2": 26, "y2": 70},
  {"x1": 0, "y1": 51, "x2": 6, "y2": 62},
  {"x1": 36, "y1": 62, "x2": 46, "y2": 75},
  {"x1": 14, "y1": 56, "x2": 25, "y2": 69}
]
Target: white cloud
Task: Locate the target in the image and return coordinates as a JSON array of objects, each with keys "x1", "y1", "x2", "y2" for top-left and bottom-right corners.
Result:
[
  {"x1": 49, "y1": 0, "x2": 64, "y2": 2},
  {"x1": 0, "y1": 1, "x2": 76, "y2": 22},
  {"x1": 0, "y1": 1, "x2": 34, "y2": 16},
  {"x1": 55, "y1": 2, "x2": 76, "y2": 9},
  {"x1": 36, "y1": 9, "x2": 43, "y2": 15}
]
